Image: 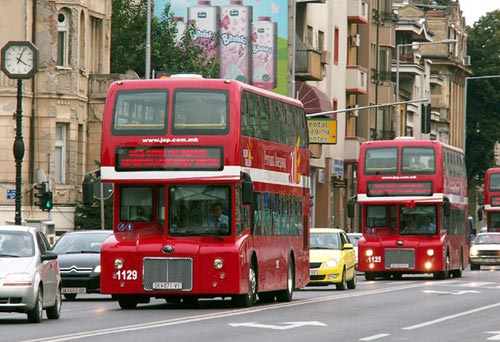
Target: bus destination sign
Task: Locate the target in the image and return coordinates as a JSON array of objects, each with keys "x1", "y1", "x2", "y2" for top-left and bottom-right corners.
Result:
[
  {"x1": 116, "y1": 146, "x2": 223, "y2": 171},
  {"x1": 367, "y1": 182, "x2": 432, "y2": 197}
]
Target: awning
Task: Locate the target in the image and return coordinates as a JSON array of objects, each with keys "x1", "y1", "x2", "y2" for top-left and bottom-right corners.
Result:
[{"x1": 295, "y1": 81, "x2": 332, "y2": 115}]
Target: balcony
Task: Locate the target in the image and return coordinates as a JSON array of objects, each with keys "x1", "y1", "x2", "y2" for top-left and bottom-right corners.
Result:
[
  {"x1": 346, "y1": 65, "x2": 367, "y2": 94},
  {"x1": 295, "y1": 49, "x2": 323, "y2": 81},
  {"x1": 348, "y1": 0, "x2": 369, "y2": 24}
]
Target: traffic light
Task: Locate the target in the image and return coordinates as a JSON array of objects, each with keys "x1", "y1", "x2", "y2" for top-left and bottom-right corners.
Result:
[
  {"x1": 421, "y1": 103, "x2": 431, "y2": 134},
  {"x1": 34, "y1": 182, "x2": 52, "y2": 211}
]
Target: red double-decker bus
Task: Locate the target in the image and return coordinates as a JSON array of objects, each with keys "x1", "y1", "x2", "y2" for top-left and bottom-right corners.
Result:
[
  {"x1": 483, "y1": 168, "x2": 500, "y2": 232},
  {"x1": 98, "y1": 76, "x2": 310, "y2": 308},
  {"x1": 349, "y1": 138, "x2": 469, "y2": 280}
]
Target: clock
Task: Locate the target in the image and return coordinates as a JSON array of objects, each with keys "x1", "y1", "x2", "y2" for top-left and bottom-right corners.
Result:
[{"x1": 1, "y1": 41, "x2": 39, "y2": 79}]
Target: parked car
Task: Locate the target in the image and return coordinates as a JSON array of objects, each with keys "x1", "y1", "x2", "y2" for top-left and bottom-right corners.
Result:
[
  {"x1": 0, "y1": 225, "x2": 62, "y2": 323},
  {"x1": 308, "y1": 228, "x2": 356, "y2": 290},
  {"x1": 347, "y1": 232, "x2": 362, "y2": 269},
  {"x1": 52, "y1": 230, "x2": 113, "y2": 299},
  {"x1": 469, "y1": 232, "x2": 500, "y2": 270}
]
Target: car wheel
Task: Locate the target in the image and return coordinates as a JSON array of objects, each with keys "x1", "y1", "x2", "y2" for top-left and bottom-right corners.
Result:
[
  {"x1": 276, "y1": 258, "x2": 294, "y2": 302},
  {"x1": 347, "y1": 270, "x2": 356, "y2": 289},
  {"x1": 64, "y1": 293, "x2": 77, "y2": 300},
  {"x1": 46, "y1": 286, "x2": 62, "y2": 319},
  {"x1": 470, "y1": 263, "x2": 480, "y2": 271},
  {"x1": 233, "y1": 261, "x2": 257, "y2": 307},
  {"x1": 336, "y1": 268, "x2": 347, "y2": 290},
  {"x1": 27, "y1": 288, "x2": 43, "y2": 323}
]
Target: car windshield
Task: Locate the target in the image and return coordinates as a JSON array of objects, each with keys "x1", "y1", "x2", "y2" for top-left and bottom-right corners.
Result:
[
  {"x1": 474, "y1": 234, "x2": 500, "y2": 244},
  {"x1": 310, "y1": 233, "x2": 340, "y2": 249},
  {"x1": 0, "y1": 231, "x2": 34, "y2": 257},
  {"x1": 53, "y1": 232, "x2": 111, "y2": 254}
]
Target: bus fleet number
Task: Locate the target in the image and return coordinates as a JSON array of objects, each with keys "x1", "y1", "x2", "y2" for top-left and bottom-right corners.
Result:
[
  {"x1": 367, "y1": 256, "x2": 382, "y2": 263},
  {"x1": 115, "y1": 270, "x2": 138, "y2": 280}
]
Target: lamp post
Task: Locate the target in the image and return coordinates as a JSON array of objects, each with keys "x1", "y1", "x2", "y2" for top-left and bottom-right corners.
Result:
[
  {"x1": 463, "y1": 74, "x2": 500, "y2": 152},
  {"x1": 395, "y1": 39, "x2": 457, "y2": 137}
]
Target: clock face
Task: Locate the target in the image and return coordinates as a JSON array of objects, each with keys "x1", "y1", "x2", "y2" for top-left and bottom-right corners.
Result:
[{"x1": 1, "y1": 41, "x2": 38, "y2": 79}]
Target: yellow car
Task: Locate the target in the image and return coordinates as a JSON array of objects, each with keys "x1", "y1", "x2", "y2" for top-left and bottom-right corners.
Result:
[{"x1": 308, "y1": 228, "x2": 357, "y2": 290}]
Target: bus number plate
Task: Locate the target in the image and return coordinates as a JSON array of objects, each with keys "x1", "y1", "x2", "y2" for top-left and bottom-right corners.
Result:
[
  {"x1": 152, "y1": 282, "x2": 182, "y2": 290},
  {"x1": 390, "y1": 263, "x2": 409, "y2": 268}
]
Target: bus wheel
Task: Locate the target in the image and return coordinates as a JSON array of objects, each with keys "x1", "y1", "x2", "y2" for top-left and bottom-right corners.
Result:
[
  {"x1": 434, "y1": 254, "x2": 450, "y2": 280},
  {"x1": 451, "y1": 253, "x2": 463, "y2": 278},
  {"x1": 276, "y1": 258, "x2": 294, "y2": 302},
  {"x1": 258, "y1": 292, "x2": 275, "y2": 303},
  {"x1": 336, "y1": 268, "x2": 347, "y2": 290},
  {"x1": 233, "y1": 262, "x2": 257, "y2": 308},
  {"x1": 364, "y1": 272, "x2": 376, "y2": 281},
  {"x1": 118, "y1": 295, "x2": 139, "y2": 309}
]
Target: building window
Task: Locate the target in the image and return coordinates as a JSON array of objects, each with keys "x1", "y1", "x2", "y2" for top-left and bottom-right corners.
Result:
[
  {"x1": 55, "y1": 124, "x2": 67, "y2": 184},
  {"x1": 57, "y1": 9, "x2": 71, "y2": 67},
  {"x1": 334, "y1": 27, "x2": 339, "y2": 65},
  {"x1": 378, "y1": 46, "x2": 392, "y2": 82},
  {"x1": 306, "y1": 25, "x2": 314, "y2": 47}
]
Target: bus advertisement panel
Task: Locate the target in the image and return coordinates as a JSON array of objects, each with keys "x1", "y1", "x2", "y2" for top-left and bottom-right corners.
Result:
[
  {"x1": 484, "y1": 168, "x2": 500, "y2": 232},
  {"x1": 98, "y1": 76, "x2": 310, "y2": 309},
  {"x1": 350, "y1": 138, "x2": 468, "y2": 280}
]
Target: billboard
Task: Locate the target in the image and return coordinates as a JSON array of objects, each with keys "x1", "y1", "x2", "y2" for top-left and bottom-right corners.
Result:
[{"x1": 154, "y1": 0, "x2": 289, "y2": 95}]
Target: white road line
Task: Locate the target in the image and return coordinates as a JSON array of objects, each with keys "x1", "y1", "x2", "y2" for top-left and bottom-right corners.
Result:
[
  {"x1": 403, "y1": 302, "x2": 500, "y2": 330},
  {"x1": 360, "y1": 334, "x2": 390, "y2": 341}
]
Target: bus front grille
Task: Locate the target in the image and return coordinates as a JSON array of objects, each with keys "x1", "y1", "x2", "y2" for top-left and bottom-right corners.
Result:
[
  {"x1": 384, "y1": 249, "x2": 415, "y2": 269},
  {"x1": 143, "y1": 257, "x2": 193, "y2": 291}
]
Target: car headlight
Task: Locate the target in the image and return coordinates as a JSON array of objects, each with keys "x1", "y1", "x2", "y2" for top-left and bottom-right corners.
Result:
[
  {"x1": 4, "y1": 273, "x2": 33, "y2": 286},
  {"x1": 469, "y1": 248, "x2": 478, "y2": 257},
  {"x1": 324, "y1": 258, "x2": 339, "y2": 268},
  {"x1": 93, "y1": 265, "x2": 101, "y2": 273}
]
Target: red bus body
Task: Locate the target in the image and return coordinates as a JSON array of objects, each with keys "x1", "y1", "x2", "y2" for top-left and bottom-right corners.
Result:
[
  {"x1": 356, "y1": 138, "x2": 468, "y2": 280},
  {"x1": 484, "y1": 168, "x2": 500, "y2": 232},
  {"x1": 99, "y1": 77, "x2": 310, "y2": 308}
]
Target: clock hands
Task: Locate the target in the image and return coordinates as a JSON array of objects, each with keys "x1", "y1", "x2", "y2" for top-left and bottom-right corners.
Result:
[{"x1": 16, "y1": 47, "x2": 26, "y2": 64}]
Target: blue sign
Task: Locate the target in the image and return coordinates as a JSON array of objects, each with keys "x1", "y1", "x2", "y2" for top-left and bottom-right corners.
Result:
[
  {"x1": 7, "y1": 189, "x2": 15, "y2": 200},
  {"x1": 333, "y1": 159, "x2": 344, "y2": 176}
]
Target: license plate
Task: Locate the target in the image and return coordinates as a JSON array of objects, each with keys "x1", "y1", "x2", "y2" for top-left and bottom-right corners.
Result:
[
  {"x1": 152, "y1": 282, "x2": 182, "y2": 290},
  {"x1": 310, "y1": 270, "x2": 318, "y2": 276},
  {"x1": 62, "y1": 287, "x2": 86, "y2": 294},
  {"x1": 390, "y1": 263, "x2": 409, "y2": 268}
]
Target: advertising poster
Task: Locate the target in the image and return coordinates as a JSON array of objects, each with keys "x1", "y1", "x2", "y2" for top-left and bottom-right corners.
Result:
[{"x1": 154, "y1": 0, "x2": 289, "y2": 95}]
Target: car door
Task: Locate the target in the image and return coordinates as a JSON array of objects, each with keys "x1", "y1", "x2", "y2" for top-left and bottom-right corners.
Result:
[
  {"x1": 340, "y1": 232, "x2": 356, "y2": 276},
  {"x1": 36, "y1": 232, "x2": 59, "y2": 306}
]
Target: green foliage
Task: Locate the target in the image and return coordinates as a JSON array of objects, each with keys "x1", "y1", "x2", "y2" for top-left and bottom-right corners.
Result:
[
  {"x1": 465, "y1": 10, "x2": 500, "y2": 187},
  {"x1": 111, "y1": 1, "x2": 219, "y2": 78}
]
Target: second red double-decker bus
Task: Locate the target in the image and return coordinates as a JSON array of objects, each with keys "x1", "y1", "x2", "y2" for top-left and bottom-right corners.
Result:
[
  {"x1": 483, "y1": 168, "x2": 500, "y2": 232},
  {"x1": 349, "y1": 138, "x2": 469, "y2": 280},
  {"x1": 98, "y1": 76, "x2": 310, "y2": 308}
]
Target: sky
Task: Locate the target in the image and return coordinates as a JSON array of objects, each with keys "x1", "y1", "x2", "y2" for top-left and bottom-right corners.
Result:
[{"x1": 459, "y1": 0, "x2": 500, "y2": 25}]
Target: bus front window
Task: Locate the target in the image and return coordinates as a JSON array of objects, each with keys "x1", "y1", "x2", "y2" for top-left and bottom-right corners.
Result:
[
  {"x1": 120, "y1": 187, "x2": 153, "y2": 222},
  {"x1": 400, "y1": 205, "x2": 437, "y2": 235},
  {"x1": 169, "y1": 185, "x2": 231, "y2": 236},
  {"x1": 402, "y1": 147, "x2": 435, "y2": 173}
]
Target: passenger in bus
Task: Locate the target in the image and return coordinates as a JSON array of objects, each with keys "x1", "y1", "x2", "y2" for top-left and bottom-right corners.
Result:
[
  {"x1": 211, "y1": 202, "x2": 229, "y2": 230},
  {"x1": 410, "y1": 156, "x2": 426, "y2": 169},
  {"x1": 402, "y1": 217, "x2": 418, "y2": 233},
  {"x1": 419, "y1": 215, "x2": 437, "y2": 233},
  {"x1": 170, "y1": 203, "x2": 186, "y2": 229}
]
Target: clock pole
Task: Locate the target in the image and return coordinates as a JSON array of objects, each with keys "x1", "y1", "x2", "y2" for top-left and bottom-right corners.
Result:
[{"x1": 13, "y1": 79, "x2": 24, "y2": 225}]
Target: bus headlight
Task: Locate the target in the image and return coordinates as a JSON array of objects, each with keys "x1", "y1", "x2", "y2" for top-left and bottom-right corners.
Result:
[
  {"x1": 365, "y1": 249, "x2": 374, "y2": 257},
  {"x1": 426, "y1": 249, "x2": 434, "y2": 256},
  {"x1": 424, "y1": 261, "x2": 432, "y2": 270},
  {"x1": 213, "y1": 258, "x2": 224, "y2": 270},
  {"x1": 113, "y1": 258, "x2": 124, "y2": 270}
]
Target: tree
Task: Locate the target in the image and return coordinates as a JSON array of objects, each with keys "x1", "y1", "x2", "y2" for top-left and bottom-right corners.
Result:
[
  {"x1": 111, "y1": 1, "x2": 219, "y2": 78},
  {"x1": 465, "y1": 10, "x2": 500, "y2": 187}
]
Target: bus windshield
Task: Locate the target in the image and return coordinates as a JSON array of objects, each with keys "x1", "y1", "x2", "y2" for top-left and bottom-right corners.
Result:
[
  {"x1": 400, "y1": 205, "x2": 437, "y2": 235},
  {"x1": 169, "y1": 185, "x2": 231, "y2": 236},
  {"x1": 402, "y1": 147, "x2": 436, "y2": 173}
]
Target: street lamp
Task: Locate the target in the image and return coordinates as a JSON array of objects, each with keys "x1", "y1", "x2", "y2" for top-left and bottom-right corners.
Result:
[
  {"x1": 395, "y1": 38, "x2": 457, "y2": 137},
  {"x1": 463, "y1": 74, "x2": 500, "y2": 152}
]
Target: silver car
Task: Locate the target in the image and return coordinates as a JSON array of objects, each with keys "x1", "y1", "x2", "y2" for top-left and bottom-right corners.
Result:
[{"x1": 0, "y1": 225, "x2": 62, "y2": 323}]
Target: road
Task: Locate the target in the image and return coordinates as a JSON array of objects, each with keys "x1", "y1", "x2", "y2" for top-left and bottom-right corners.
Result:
[{"x1": 1, "y1": 268, "x2": 499, "y2": 342}]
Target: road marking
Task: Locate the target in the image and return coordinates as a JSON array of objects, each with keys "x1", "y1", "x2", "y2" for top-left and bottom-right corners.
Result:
[
  {"x1": 403, "y1": 302, "x2": 500, "y2": 330},
  {"x1": 229, "y1": 321, "x2": 327, "y2": 330},
  {"x1": 20, "y1": 283, "x2": 426, "y2": 342},
  {"x1": 423, "y1": 290, "x2": 480, "y2": 295},
  {"x1": 485, "y1": 331, "x2": 500, "y2": 340},
  {"x1": 359, "y1": 334, "x2": 390, "y2": 341}
]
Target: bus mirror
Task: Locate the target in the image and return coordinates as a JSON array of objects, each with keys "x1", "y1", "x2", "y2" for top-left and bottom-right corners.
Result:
[
  {"x1": 477, "y1": 209, "x2": 483, "y2": 221},
  {"x1": 347, "y1": 197, "x2": 356, "y2": 218},
  {"x1": 82, "y1": 173, "x2": 94, "y2": 205},
  {"x1": 443, "y1": 199, "x2": 450, "y2": 217}
]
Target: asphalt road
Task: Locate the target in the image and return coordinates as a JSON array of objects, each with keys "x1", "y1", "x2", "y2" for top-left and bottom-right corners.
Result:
[{"x1": 1, "y1": 268, "x2": 499, "y2": 342}]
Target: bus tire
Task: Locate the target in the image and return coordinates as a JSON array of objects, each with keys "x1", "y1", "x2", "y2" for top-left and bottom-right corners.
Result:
[
  {"x1": 118, "y1": 295, "x2": 139, "y2": 309},
  {"x1": 276, "y1": 258, "x2": 294, "y2": 302},
  {"x1": 364, "y1": 272, "x2": 376, "y2": 281},
  {"x1": 233, "y1": 261, "x2": 257, "y2": 308},
  {"x1": 434, "y1": 253, "x2": 450, "y2": 280},
  {"x1": 451, "y1": 252, "x2": 463, "y2": 278}
]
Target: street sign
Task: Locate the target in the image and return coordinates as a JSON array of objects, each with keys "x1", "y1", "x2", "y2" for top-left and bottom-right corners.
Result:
[{"x1": 7, "y1": 189, "x2": 15, "y2": 200}]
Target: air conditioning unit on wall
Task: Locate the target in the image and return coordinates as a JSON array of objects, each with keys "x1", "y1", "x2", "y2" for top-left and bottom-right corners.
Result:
[{"x1": 350, "y1": 34, "x2": 361, "y2": 47}]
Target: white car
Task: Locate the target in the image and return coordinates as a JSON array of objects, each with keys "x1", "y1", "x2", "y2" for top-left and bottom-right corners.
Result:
[
  {"x1": 469, "y1": 232, "x2": 500, "y2": 270},
  {"x1": 0, "y1": 225, "x2": 62, "y2": 323},
  {"x1": 347, "y1": 232, "x2": 362, "y2": 269}
]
